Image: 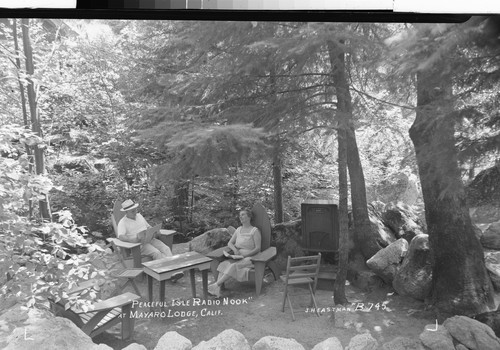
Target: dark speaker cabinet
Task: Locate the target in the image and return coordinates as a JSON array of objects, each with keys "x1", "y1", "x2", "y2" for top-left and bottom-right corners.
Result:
[{"x1": 301, "y1": 200, "x2": 339, "y2": 253}]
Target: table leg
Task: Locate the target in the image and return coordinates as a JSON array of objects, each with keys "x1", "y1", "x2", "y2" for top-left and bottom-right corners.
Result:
[
  {"x1": 148, "y1": 275, "x2": 153, "y2": 302},
  {"x1": 159, "y1": 280, "x2": 165, "y2": 307},
  {"x1": 190, "y1": 269, "x2": 196, "y2": 298},
  {"x1": 202, "y1": 269, "x2": 208, "y2": 300}
]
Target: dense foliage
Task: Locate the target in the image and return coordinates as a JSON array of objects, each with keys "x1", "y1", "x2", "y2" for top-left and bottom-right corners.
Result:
[{"x1": 0, "y1": 125, "x2": 107, "y2": 311}]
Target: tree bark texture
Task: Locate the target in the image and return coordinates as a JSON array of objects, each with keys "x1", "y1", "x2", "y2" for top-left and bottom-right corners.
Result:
[
  {"x1": 21, "y1": 18, "x2": 50, "y2": 220},
  {"x1": 327, "y1": 40, "x2": 375, "y2": 260},
  {"x1": 334, "y1": 107, "x2": 349, "y2": 305},
  {"x1": 327, "y1": 40, "x2": 350, "y2": 304},
  {"x1": 409, "y1": 63, "x2": 494, "y2": 315},
  {"x1": 273, "y1": 144, "x2": 284, "y2": 223},
  {"x1": 269, "y1": 66, "x2": 284, "y2": 224},
  {"x1": 13, "y1": 19, "x2": 33, "y2": 218}
]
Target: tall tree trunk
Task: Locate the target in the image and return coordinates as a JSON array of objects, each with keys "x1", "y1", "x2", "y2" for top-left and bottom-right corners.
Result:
[
  {"x1": 409, "y1": 61, "x2": 494, "y2": 315},
  {"x1": 273, "y1": 143, "x2": 284, "y2": 223},
  {"x1": 13, "y1": 19, "x2": 33, "y2": 218},
  {"x1": 333, "y1": 114, "x2": 349, "y2": 305},
  {"x1": 328, "y1": 40, "x2": 375, "y2": 260},
  {"x1": 269, "y1": 65, "x2": 284, "y2": 223},
  {"x1": 21, "y1": 18, "x2": 50, "y2": 220},
  {"x1": 230, "y1": 163, "x2": 239, "y2": 214},
  {"x1": 327, "y1": 40, "x2": 350, "y2": 304}
]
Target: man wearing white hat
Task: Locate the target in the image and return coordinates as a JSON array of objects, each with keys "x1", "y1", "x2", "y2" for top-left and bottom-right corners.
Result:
[{"x1": 117, "y1": 199, "x2": 183, "y2": 280}]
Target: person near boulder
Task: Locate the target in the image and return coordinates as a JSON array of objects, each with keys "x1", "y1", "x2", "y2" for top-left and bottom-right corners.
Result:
[
  {"x1": 208, "y1": 209, "x2": 262, "y2": 297},
  {"x1": 117, "y1": 199, "x2": 183, "y2": 281}
]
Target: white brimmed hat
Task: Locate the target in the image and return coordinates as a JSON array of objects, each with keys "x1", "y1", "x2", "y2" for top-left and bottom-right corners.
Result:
[{"x1": 120, "y1": 199, "x2": 139, "y2": 212}]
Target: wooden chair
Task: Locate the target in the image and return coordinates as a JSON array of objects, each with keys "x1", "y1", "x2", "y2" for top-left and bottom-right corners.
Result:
[
  {"x1": 280, "y1": 253, "x2": 322, "y2": 321},
  {"x1": 49, "y1": 280, "x2": 140, "y2": 340},
  {"x1": 108, "y1": 198, "x2": 176, "y2": 269},
  {"x1": 106, "y1": 240, "x2": 144, "y2": 297},
  {"x1": 206, "y1": 202, "x2": 280, "y2": 296}
]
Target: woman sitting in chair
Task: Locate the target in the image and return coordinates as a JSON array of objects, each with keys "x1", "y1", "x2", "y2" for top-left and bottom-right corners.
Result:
[{"x1": 208, "y1": 209, "x2": 262, "y2": 297}]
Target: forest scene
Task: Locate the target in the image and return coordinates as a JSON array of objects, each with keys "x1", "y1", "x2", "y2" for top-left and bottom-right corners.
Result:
[{"x1": 1, "y1": 16, "x2": 500, "y2": 350}]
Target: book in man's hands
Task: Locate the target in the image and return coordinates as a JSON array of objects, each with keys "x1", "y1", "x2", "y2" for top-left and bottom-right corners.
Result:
[
  {"x1": 223, "y1": 250, "x2": 244, "y2": 260},
  {"x1": 138, "y1": 224, "x2": 162, "y2": 244}
]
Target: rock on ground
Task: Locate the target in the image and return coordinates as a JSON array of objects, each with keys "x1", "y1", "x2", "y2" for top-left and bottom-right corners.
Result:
[
  {"x1": 252, "y1": 336, "x2": 305, "y2": 350},
  {"x1": 419, "y1": 325, "x2": 454, "y2": 350},
  {"x1": 484, "y1": 251, "x2": 500, "y2": 291},
  {"x1": 361, "y1": 213, "x2": 397, "y2": 259},
  {"x1": 382, "y1": 202, "x2": 426, "y2": 242},
  {"x1": 122, "y1": 344, "x2": 148, "y2": 350},
  {"x1": 443, "y1": 315, "x2": 500, "y2": 350},
  {"x1": 311, "y1": 337, "x2": 343, "y2": 350},
  {"x1": 345, "y1": 333, "x2": 378, "y2": 350},
  {"x1": 348, "y1": 252, "x2": 384, "y2": 292},
  {"x1": 4, "y1": 317, "x2": 112, "y2": 350},
  {"x1": 189, "y1": 228, "x2": 232, "y2": 255},
  {"x1": 470, "y1": 205, "x2": 500, "y2": 224},
  {"x1": 480, "y1": 220, "x2": 500, "y2": 249},
  {"x1": 366, "y1": 238, "x2": 408, "y2": 284},
  {"x1": 392, "y1": 234, "x2": 432, "y2": 301},
  {"x1": 381, "y1": 336, "x2": 424, "y2": 350},
  {"x1": 154, "y1": 331, "x2": 192, "y2": 350},
  {"x1": 192, "y1": 329, "x2": 250, "y2": 350},
  {"x1": 473, "y1": 309, "x2": 500, "y2": 338}
]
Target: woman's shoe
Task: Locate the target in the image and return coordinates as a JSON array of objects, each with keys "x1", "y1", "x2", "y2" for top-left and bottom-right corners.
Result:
[
  {"x1": 169, "y1": 272, "x2": 184, "y2": 283},
  {"x1": 208, "y1": 283, "x2": 221, "y2": 297}
]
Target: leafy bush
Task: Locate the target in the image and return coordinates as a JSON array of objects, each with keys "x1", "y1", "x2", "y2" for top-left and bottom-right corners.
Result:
[
  {"x1": 0, "y1": 125, "x2": 108, "y2": 312},
  {"x1": 50, "y1": 168, "x2": 124, "y2": 236}
]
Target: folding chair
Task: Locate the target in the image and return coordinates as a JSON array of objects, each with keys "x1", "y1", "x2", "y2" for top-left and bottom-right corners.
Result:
[{"x1": 280, "y1": 253, "x2": 321, "y2": 321}]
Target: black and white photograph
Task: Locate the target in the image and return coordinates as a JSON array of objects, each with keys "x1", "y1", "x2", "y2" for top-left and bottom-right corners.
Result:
[{"x1": 1, "y1": 10, "x2": 500, "y2": 350}]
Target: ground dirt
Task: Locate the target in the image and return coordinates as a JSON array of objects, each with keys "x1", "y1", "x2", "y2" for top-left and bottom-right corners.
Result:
[{"x1": 95, "y1": 244, "x2": 439, "y2": 350}]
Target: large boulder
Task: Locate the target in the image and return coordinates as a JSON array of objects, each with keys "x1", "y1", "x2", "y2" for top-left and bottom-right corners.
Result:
[
  {"x1": 358, "y1": 205, "x2": 397, "y2": 259},
  {"x1": 382, "y1": 202, "x2": 426, "y2": 242},
  {"x1": 252, "y1": 336, "x2": 305, "y2": 350},
  {"x1": 192, "y1": 329, "x2": 250, "y2": 350},
  {"x1": 366, "y1": 238, "x2": 408, "y2": 284},
  {"x1": 122, "y1": 344, "x2": 147, "y2": 350},
  {"x1": 348, "y1": 251, "x2": 384, "y2": 292},
  {"x1": 189, "y1": 228, "x2": 232, "y2": 255},
  {"x1": 155, "y1": 331, "x2": 192, "y2": 350},
  {"x1": 311, "y1": 337, "x2": 343, "y2": 350},
  {"x1": 466, "y1": 165, "x2": 500, "y2": 208},
  {"x1": 484, "y1": 251, "x2": 500, "y2": 291},
  {"x1": 443, "y1": 315, "x2": 500, "y2": 350},
  {"x1": 345, "y1": 333, "x2": 378, "y2": 350},
  {"x1": 473, "y1": 310, "x2": 500, "y2": 338},
  {"x1": 392, "y1": 234, "x2": 432, "y2": 301},
  {"x1": 480, "y1": 234, "x2": 500, "y2": 250},
  {"x1": 470, "y1": 205, "x2": 500, "y2": 224},
  {"x1": 480, "y1": 221, "x2": 500, "y2": 249},
  {"x1": 381, "y1": 336, "x2": 424, "y2": 350},
  {"x1": 4, "y1": 316, "x2": 112, "y2": 350},
  {"x1": 419, "y1": 325, "x2": 454, "y2": 350},
  {"x1": 485, "y1": 221, "x2": 500, "y2": 236}
]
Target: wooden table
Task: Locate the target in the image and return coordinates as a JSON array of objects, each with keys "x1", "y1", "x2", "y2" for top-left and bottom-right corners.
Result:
[{"x1": 142, "y1": 251, "x2": 212, "y2": 306}]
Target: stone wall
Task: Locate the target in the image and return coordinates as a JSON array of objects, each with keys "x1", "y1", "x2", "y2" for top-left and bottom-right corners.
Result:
[{"x1": 3, "y1": 304, "x2": 500, "y2": 350}]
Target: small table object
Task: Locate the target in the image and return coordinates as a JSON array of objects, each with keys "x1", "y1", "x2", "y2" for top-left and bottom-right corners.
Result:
[{"x1": 142, "y1": 251, "x2": 212, "y2": 306}]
